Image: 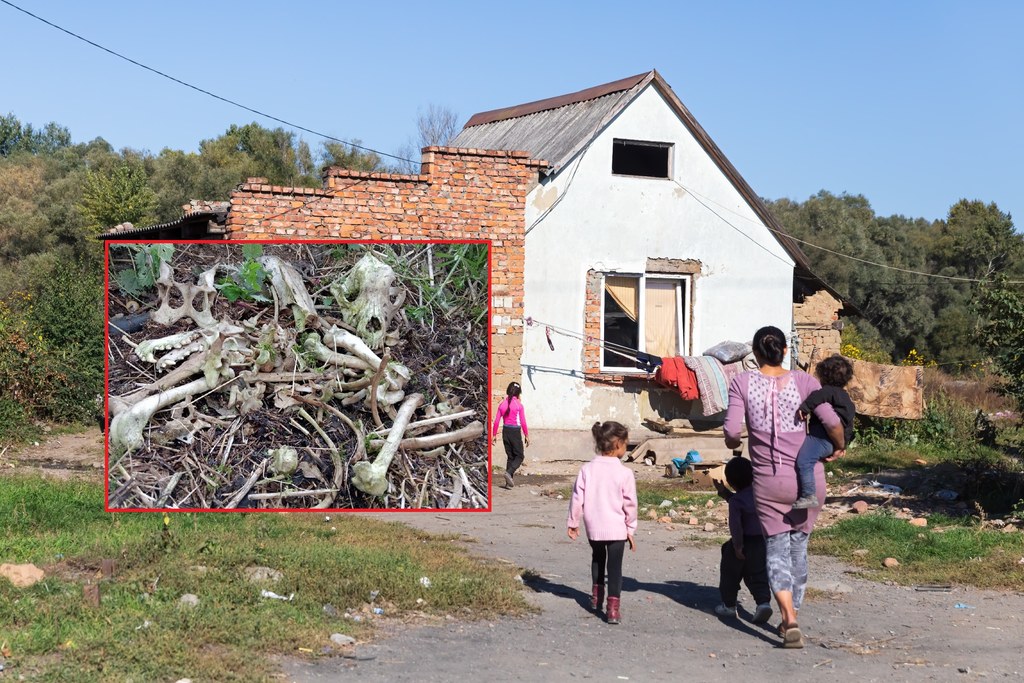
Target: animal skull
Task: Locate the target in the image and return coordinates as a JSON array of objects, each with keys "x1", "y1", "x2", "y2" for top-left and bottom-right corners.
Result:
[{"x1": 330, "y1": 253, "x2": 405, "y2": 351}]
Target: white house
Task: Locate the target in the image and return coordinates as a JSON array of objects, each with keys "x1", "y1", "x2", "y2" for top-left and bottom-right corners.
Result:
[{"x1": 453, "y1": 71, "x2": 832, "y2": 433}]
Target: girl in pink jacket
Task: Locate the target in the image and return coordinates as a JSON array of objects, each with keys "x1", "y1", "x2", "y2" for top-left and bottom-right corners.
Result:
[
  {"x1": 491, "y1": 382, "x2": 530, "y2": 488},
  {"x1": 567, "y1": 421, "x2": 638, "y2": 625}
]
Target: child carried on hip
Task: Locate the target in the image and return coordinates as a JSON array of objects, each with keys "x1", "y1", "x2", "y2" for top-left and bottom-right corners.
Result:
[{"x1": 792, "y1": 354, "x2": 855, "y2": 510}]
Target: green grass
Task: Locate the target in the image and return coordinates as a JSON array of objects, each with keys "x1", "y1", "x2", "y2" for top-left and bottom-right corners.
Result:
[
  {"x1": 812, "y1": 510, "x2": 1024, "y2": 591},
  {"x1": 635, "y1": 484, "x2": 716, "y2": 510},
  {"x1": 0, "y1": 476, "x2": 530, "y2": 681},
  {"x1": 556, "y1": 482, "x2": 716, "y2": 511}
]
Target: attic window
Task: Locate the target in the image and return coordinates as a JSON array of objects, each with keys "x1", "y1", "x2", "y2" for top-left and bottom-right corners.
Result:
[{"x1": 612, "y1": 139, "x2": 672, "y2": 178}]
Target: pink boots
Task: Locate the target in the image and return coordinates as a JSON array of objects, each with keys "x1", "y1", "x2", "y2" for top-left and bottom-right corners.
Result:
[
  {"x1": 606, "y1": 596, "x2": 621, "y2": 624},
  {"x1": 590, "y1": 584, "x2": 604, "y2": 611}
]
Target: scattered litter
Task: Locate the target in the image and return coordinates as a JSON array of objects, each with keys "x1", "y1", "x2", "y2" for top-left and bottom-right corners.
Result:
[
  {"x1": 419, "y1": 576, "x2": 432, "y2": 588},
  {"x1": 372, "y1": 607, "x2": 384, "y2": 615},
  {"x1": 134, "y1": 620, "x2": 153, "y2": 630},
  {"x1": 953, "y1": 602, "x2": 975, "y2": 610},
  {"x1": 260, "y1": 589, "x2": 294, "y2": 601},
  {"x1": 914, "y1": 584, "x2": 952, "y2": 592},
  {"x1": 324, "y1": 515, "x2": 331, "y2": 522},
  {"x1": 369, "y1": 590, "x2": 380, "y2": 602},
  {"x1": 867, "y1": 481, "x2": 902, "y2": 495},
  {"x1": 1019, "y1": 557, "x2": 1024, "y2": 565}
]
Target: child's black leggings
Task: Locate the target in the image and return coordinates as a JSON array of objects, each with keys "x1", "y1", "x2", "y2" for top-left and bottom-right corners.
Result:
[{"x1": 589, "y1": 539, "x2": 626, "y2": 598}]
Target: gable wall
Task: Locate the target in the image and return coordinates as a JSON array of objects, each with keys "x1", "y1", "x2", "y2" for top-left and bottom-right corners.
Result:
[{"x1": 521, "y1": 85, "x2": 796, "y2": 429}]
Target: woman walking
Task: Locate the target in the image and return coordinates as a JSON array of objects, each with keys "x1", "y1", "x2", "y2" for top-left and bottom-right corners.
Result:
[{"x1": 723, "y1": 326, "x2": 846, "y2": 648}]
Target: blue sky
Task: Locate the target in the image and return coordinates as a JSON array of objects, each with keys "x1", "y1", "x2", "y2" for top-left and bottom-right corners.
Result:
[{"x1": 2, "y1": 0, "x2": 1021, "y2": 226}]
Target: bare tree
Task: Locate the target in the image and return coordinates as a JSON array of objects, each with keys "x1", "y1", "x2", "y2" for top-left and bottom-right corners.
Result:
[{"x1": 392, "y1": 104, "x2": 460, "y2": 174}]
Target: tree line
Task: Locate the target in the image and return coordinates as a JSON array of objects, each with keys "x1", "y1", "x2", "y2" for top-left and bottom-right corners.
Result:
[
  {"x1": 0, "y1": 112, "x2": 1021, "y2": 438},
  {"x1": 767, "y1": 192, "x2": 1022, "y2": 365}
]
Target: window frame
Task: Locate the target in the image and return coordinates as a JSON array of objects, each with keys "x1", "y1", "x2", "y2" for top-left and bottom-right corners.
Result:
[
  {"x1": 611, "y1": 138, "x2": 674, "y2": 180},
  {"x1": 599, "y1": 272, "x2": 690, "y2": 373}
]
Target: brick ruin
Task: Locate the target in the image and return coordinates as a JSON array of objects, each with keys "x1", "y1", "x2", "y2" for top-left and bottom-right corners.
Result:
[
  {"x1": 793, "y1": 289, "x2": 844, "y2": 368},
  {"x1": 225, "y1": 147, "x2": 544, "y2": 407}
]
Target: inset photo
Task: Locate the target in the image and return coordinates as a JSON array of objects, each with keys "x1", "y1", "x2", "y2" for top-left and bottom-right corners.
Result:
[{"x1": 105, "y1": 241, "x2": 490, "y2": 511}]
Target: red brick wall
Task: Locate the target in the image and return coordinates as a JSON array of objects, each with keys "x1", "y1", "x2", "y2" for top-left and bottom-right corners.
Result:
[{"x1": 226, "y1": 146, "x2": 542, "y2": 407}]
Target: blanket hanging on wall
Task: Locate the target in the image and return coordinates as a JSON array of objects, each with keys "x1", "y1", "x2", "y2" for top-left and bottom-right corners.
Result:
[
  {"x1": 807, "y1": 349, "x2": 925, "y2": 419},
  {"x1": 682, "y1": 355, "x2": 729, "y2": 416}
]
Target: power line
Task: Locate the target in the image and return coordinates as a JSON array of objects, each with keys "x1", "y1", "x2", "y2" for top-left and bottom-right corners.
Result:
[
  {"x1": 0, "y1": 0, "x2": 417, "y2": 166},
  {"x1": 674, "y1": 179, "x2": 1024, "y2": 285},
  {"x1": 673, "y1": 179, "x2": 796, "y2": 271}
]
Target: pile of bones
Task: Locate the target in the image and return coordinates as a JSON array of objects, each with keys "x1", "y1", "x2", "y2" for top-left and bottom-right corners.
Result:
[{"x1": 107, "y1": 247, "x2": 486, "y2": 509}]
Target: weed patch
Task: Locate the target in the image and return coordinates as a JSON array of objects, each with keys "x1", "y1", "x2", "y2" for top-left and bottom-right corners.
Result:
[
  {"x1": 812, "y1": 510, "x2": 1024, "y2": 591},
  {"x1": 0, "y1": 476, "x2": 529, "y2": 681}
]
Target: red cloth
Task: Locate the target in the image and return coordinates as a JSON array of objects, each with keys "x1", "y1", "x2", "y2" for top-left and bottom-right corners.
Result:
[{"x1": 654, "y1": 357, "x2": 699, "y2": 400}]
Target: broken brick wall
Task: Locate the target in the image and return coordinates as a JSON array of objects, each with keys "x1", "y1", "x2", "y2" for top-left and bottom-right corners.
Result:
[
  {"x1": 226, "y1": 146, "x2": 543, "y2": 410},
  {"x1": 794, "y1": 289, "x2": 843, "y2": 368}
]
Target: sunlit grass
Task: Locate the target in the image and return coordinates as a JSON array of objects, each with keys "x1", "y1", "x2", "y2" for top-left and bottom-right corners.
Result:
[{"x1": 0, "y1": 476, "x2": 530, "y2": 681}]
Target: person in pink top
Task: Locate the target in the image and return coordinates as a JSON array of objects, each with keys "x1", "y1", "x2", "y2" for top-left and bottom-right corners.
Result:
[
  {"x1": 724, "y1": 326, "x2": 846, "y2": 649},
  {"x1": 491, "y1": 382, "x2": 530, "y2": 488},
  {"x1": 567, "y1": 421, "x2": 638, "y2": 625}
]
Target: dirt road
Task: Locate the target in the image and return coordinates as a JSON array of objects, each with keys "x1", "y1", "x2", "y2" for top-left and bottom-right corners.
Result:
[
  {"x1": 8, "y1": 431, "x2": 1022, "y2": 682},
  {"x1": 283, "y1": 469, "x2": 1024, "y2": 683}
]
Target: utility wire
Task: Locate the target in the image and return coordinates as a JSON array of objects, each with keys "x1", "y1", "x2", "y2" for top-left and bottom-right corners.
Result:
[
  {"x1": 675, "y1": 179, "x2": 1024, "y2": 285},
  {"x1": 0, "y1": 0, "x2": 417, "y2": 165}
]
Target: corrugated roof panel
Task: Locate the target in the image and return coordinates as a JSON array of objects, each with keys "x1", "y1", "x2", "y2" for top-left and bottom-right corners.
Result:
[{"x1": 451, "y1": 90, "x2": 635, "y2": 171}]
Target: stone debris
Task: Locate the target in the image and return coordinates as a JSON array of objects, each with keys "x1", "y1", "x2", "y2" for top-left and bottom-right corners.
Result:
[
  {"x1": 851, "y1": 500, "x2": 869, "y2": 514},
  {"x1": 882, "y1": 558, "x2": 900, "y2": 569},
  {"x1": 330, "y1": 633, "x2": 356, "y2": 646},
  {"x1": 178, "y1": 593, "x2": 200, "y2": 609},
  {"x1": 244, "y1": 566, "x2": 283, "y2": 583},
  {"x1": 0, "y1": 563, "x2": 45, "y2": 588}
]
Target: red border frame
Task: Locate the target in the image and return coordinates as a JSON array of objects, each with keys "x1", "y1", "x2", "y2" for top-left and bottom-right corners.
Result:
[{"x1": 104, "y1": 238, "x2": 493, "y2": 514}]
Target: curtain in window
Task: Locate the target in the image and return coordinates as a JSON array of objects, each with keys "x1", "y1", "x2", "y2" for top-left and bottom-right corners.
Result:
[
  {"x1": 605, "y1": 276, "x2": 639, "y2": 322},
  {"x1": 644, "y1": 280, "x2": 678, "y2": 357}
]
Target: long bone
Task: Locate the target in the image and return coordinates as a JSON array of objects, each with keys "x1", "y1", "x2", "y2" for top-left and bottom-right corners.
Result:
[
  {"x1": 320, "y1": 325, "x2": 410, "y2": 391},
  {"x1": 109, "y1": 375, "x2": 216, "y2": 461},
  {"x1": 351, "y1": 392, "x2": 423, "y2": 496}
]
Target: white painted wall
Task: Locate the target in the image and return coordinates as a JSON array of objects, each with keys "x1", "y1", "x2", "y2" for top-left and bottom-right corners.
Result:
[{"x1": 520, "y1": 84, "x2": 794, "y2": 429}]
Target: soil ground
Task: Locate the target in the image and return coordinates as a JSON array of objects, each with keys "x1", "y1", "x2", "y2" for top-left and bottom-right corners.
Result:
[{"x1": 6, "y1": 431, "x2": 1024, "y2": 682}]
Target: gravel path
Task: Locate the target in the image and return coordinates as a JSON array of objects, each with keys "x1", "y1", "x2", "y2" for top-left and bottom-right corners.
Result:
[{"x1": 282, "y1": 470, "x2": 1024, "y2": 683}]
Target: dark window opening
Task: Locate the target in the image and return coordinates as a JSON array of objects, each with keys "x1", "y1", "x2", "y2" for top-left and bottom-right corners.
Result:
[
  {"x1": 603, "y1": 290, "x2": 639, "y2": 368},
  {"x1": 612, "y1": 139, "x2": 671, "y2": 178}
]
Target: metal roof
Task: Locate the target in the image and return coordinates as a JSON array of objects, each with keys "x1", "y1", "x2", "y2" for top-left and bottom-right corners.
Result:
[
  {"x1": 452, "y1": 70, "x2": 848, "y2": 300},
  {"x1": 99, "y1": 206, "x2": 228, "y2": 240},
  {"x1": 452, "y1": 73, "x2": 649, "y2": 175}
]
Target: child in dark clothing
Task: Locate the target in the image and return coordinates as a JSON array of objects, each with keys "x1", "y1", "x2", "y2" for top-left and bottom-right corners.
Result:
[
  {"x1": 792, "y1": 355, "x2": 856, "y2": 510},
  {"x1": 714, "y1": 456, "x2": 773, "y2": 623}
]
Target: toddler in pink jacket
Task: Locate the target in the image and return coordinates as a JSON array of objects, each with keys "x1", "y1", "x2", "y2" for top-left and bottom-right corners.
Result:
[{"x1": 567, "y1": 421, "x2": 638, "y2": 625}]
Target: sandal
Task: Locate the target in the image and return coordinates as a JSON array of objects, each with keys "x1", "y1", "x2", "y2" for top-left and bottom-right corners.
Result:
[{"x1": 781, "y1": 624, "x2": 804, "y2": 649}]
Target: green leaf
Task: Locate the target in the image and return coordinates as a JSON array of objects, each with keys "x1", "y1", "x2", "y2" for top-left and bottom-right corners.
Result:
[{"x1": 242, "y1": 243, "x2": 264, "y2": 261}]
